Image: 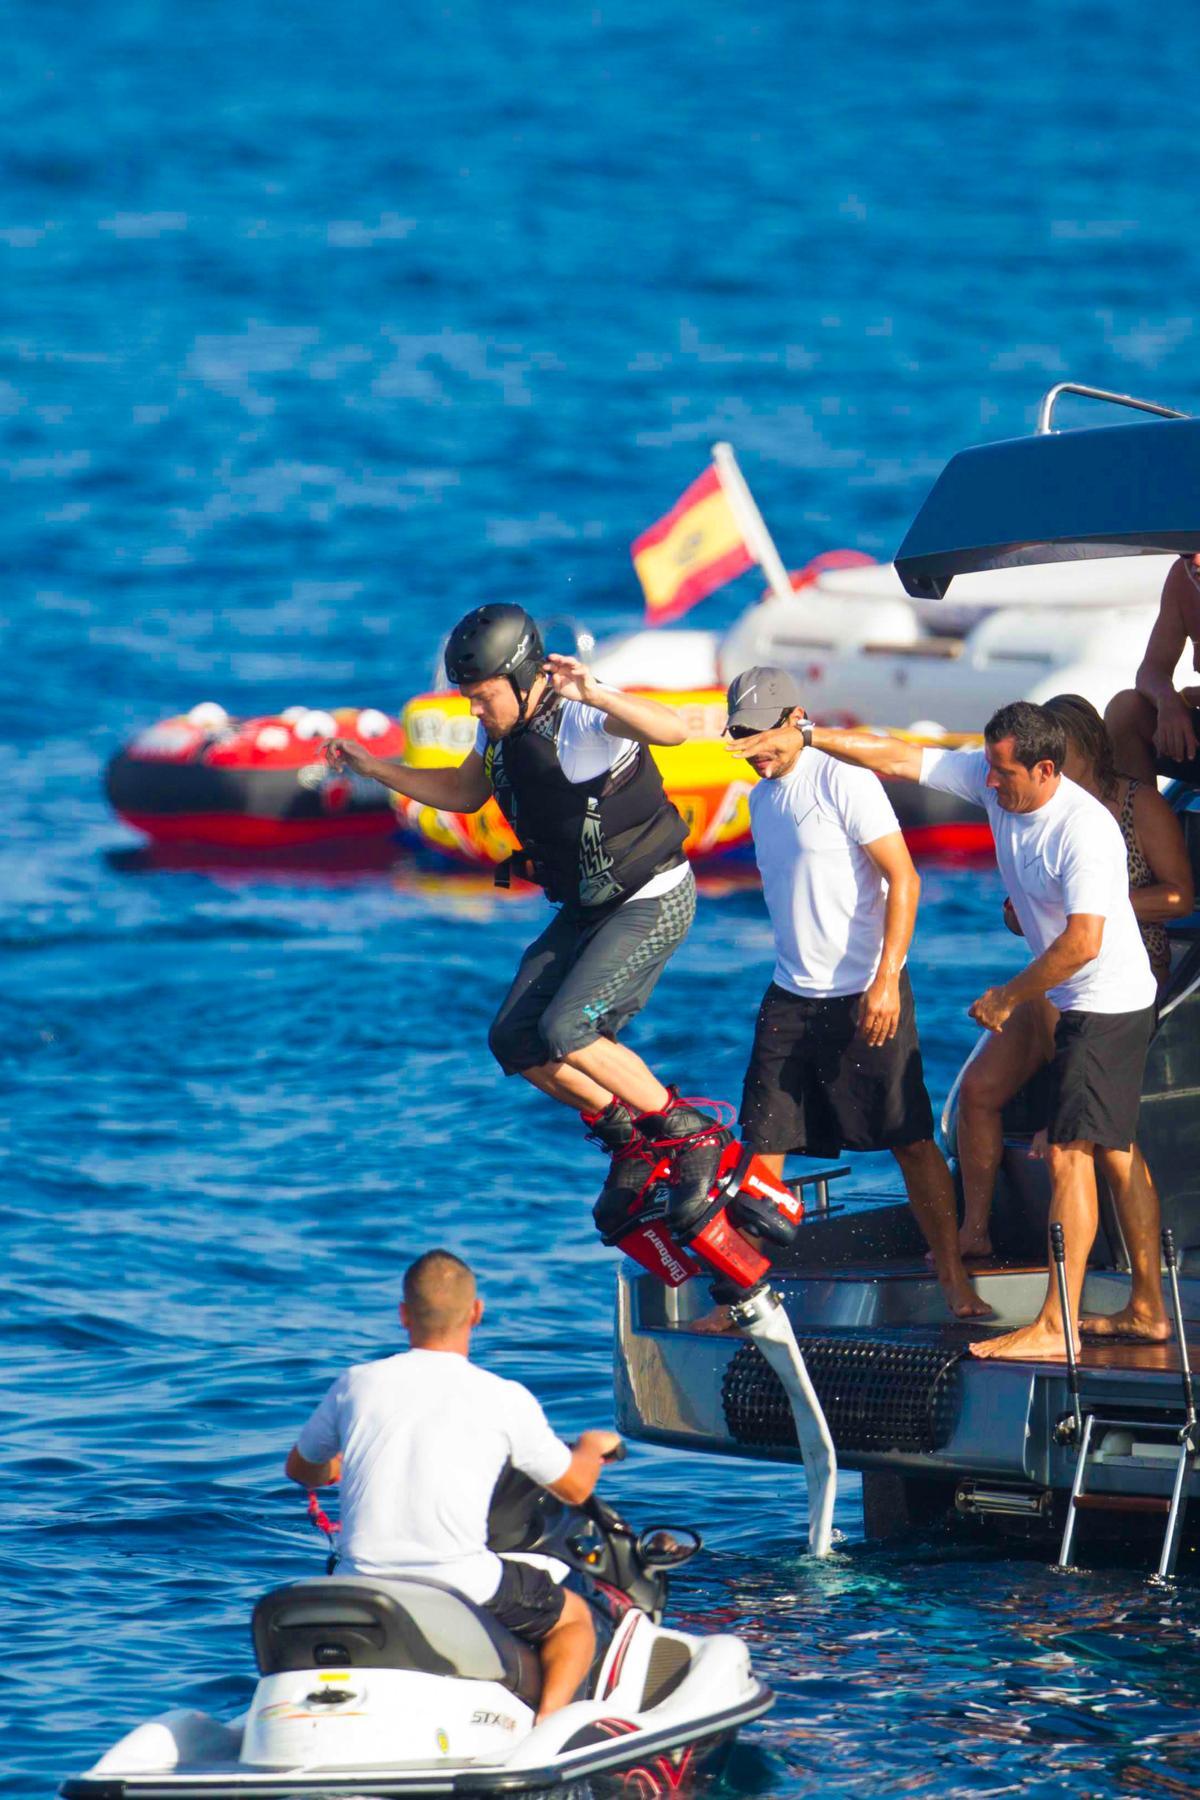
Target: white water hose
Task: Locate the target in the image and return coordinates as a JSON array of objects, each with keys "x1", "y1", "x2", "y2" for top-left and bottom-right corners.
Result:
[{"x1": 731, "y1": 1287, "x2": 837, "y2": 1557}]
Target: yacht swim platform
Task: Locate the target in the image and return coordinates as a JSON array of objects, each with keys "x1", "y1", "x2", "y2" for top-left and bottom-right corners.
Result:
[{"x1": 616, "y1": 1223, "x2": 1200, "y2": 1541}]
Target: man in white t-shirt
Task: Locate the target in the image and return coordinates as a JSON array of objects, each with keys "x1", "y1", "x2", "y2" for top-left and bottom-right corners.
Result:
[
  {"x1": 286, "y1": 1249, "x2": 622, "y2": 1720},
  {"x1": 327, "y1": 605, "x2": 733, "y2": 1241},
  {"x1": 730, "y1": 697, "x2": 1158, "y2": 1363},
  {"x1": 726, "y1": 668, "x2": 988, "y2": 1321}
]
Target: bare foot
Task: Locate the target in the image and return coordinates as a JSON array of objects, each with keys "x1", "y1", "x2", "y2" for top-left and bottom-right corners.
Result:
[
  {"x1": 1080, "y1": 1305, "x2": 1171, "y2": 1344},
  {"x1": 690, "y1": 1303, "x2": 736, "y2": 1335},
  {"x1": 969, "y1": 1318, "x2": 1070, "y2": 1361},
  {"x1": 937, "y1": 1268, "x2": 995, "y2": 1320}
]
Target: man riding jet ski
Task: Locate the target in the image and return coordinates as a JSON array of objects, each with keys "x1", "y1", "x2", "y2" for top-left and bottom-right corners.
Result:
[
  {"x1": 282, "y1": 1251, "x2": 616, "y2": 1721},
  {"x1": 61, "y1": 1253, "x2": 771, "y2": 1799},
  {"x1": 325, "y1": 605, "x2": 731, "y2": 1240}
]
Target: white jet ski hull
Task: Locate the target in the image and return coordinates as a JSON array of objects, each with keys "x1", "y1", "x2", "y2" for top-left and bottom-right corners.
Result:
[{"x1": 64, "y1": 1614, "x2": 771, "y2": 1798}]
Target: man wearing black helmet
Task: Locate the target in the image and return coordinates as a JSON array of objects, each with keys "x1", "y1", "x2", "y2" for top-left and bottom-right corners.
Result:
[{"x1": 326, "y1": 604, "x2": 731, "y2": 1238}]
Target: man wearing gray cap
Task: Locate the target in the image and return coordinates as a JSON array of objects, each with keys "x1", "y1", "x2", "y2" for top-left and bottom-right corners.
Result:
[{"x1": 726, "y1": 668, "x2": 989, "y2": 1320}]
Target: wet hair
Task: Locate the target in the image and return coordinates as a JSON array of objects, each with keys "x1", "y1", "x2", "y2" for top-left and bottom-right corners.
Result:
[
  {"x1": 403, "y1": 1249, "x2": 477, "y2": 1337},
  {"x1": 983, "y1": 700, "x2": 1066, "y2": 773},
  {"x1": 1043, "y1": 693, "x2": 1118, "y2": 801}
]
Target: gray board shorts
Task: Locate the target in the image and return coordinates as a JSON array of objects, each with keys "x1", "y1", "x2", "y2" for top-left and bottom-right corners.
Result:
[{"x1": 487, "y1": 866, "x2": 696, "y2": 1074}]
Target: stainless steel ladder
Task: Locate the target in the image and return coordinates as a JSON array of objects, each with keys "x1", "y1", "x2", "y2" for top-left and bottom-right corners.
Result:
[{"x1": 1056, "y1": 1226, "x2": 1198, "y2": 1580}]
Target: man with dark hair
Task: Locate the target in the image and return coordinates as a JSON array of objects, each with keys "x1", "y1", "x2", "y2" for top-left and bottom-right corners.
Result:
[
  {"x1": 1105, "y1": 555, "x2": 1200, "y2": 785},
  {"x1": 725, "y1": 699, "x2": 1157, "y2": 1361},
  {"x1": 326, "y1": 606, "x2": 731, "y2": 1238},
  {"x1": 980, "y1": 699, "x2": 1068, "y2": 774},
  {"x1": 725, "y1": 667, "x2": 988, "y2": 1320},
  {"x1": 285, "y1": 1249, "x2": 621, "y2": 1719}
]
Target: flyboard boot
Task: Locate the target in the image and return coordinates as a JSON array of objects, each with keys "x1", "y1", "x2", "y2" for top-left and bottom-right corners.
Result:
[
  {"x1": 583, "y1": 1100, "x2": 661, "y2": 1241},
  {"x1": 637, "y1": 1089, "x2": 735, "y2": 1240},
  {"x1": 595, "y1": 1113, "x2": 839, "y2": 1558}
]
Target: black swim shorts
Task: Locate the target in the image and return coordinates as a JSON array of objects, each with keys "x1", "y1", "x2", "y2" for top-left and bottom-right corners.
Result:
[
  {"x1": 739, "y1": 969, "x2": 935, "y2": 1158},
  {"x1": 487, "y1": 868, "x2": 696, "y2": 1074},
  {"x1": 1045, "y1": 1003, "x2": 1156, "y2": 1149},
  {"x1": 483, "y1": 1558, "x2": 566, "y2": 1644}
]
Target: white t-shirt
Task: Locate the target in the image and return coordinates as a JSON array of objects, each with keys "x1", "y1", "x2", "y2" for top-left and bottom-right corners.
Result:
[
  {"x1": 475, "y1": 699, "x2": 690, "y2": 903},
  {"x1": 296, "y1": 1349, "x2": 572, "y2": 1603},
  {"x1": 920, "y1": 749, "x2": 1156, "y2": 1014},
  {"x1": 749, "y1": 749, "x2": 904, "y2": 998}
]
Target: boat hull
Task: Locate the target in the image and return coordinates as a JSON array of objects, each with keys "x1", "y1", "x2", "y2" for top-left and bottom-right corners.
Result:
[{"x1": 615, "y1": 1242, "x2": 1200, "y2": 1502}]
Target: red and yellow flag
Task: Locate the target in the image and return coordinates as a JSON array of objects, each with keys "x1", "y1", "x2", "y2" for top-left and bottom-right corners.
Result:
[{"x1": 631, "y1": 466, "x2": 754, "y2": 626}]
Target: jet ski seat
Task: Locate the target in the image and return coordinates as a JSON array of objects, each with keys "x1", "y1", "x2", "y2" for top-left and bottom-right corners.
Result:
[{"x1": 251, "y1": 1577, "x2": 542, "y2": 1709}]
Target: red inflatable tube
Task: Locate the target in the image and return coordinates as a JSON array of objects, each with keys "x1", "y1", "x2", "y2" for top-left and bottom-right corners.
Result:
[{"x1": 106, "y1": 704, "x2": 406, "y2": 850}]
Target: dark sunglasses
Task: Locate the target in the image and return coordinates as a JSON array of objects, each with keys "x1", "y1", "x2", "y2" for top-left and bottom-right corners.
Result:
[{"x1": 727, "y1": 709, "x2": 795, "y2": 742}]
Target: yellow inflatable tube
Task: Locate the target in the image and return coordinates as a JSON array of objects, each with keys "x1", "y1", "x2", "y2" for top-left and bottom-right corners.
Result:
[{"x1": 396, "y1": 688, "x2": 756, "y2": 866}]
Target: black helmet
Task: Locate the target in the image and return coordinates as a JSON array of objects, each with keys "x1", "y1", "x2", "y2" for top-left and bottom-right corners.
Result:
[{"x1": 444, "y1": 604, "x2": 545, "y2": 695}]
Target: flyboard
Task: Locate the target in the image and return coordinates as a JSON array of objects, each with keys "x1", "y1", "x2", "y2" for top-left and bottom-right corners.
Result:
[{"x1": 601, "y1": 1124, "x2": 837, "y2": 1558}]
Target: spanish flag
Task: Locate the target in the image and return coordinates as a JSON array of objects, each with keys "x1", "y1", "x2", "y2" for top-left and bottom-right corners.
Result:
[{"x1": 632, "y1": 465, "x2": 754, "y2": 626}]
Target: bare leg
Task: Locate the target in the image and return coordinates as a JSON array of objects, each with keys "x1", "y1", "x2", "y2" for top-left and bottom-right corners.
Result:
[
  {"x1": 520, "y1": 1062, "x2": 613, "y2": 1112},
  {"x1": 562, "y1": 1040, "x2": 669, "y2": 1114},
  {"x1": 971, "y1": 1140, "x2": 1096, "y2": 1360},
  {"x1": 535, "y1": 1588, "x2": 595, "y2": 1721},
  {"x1": 893, "y1": 1139, "x2": 992, "y2": 1319},
  {"x1": 1083, "y1": 1145, "x2": 1170, "y2": 1341},
  {"x1": 1104, "y1": 688, "x2": 1159, "y2": 785},
  {"x1": 955, "y1": 999, "x2": 1057, "y2": 1258},
  {"x1": 519, "y1": 1041, "x2": 669, "y2": 1116}
]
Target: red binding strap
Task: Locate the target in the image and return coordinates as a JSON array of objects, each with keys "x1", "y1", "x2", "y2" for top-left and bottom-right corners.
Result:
[{"x1": 674, "y1": 1097, "x2": 737, "y2": 1127}]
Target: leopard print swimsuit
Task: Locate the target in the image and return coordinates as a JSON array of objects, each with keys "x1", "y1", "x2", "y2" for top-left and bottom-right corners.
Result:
[{"x1": 1118, "y1": 779, "x2": 1169, "y2": 986}]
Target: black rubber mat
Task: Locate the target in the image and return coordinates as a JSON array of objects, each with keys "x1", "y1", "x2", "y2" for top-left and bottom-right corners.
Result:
[{"x1": 722, "y1": 1332, "x2": 964, "y2": 1453}]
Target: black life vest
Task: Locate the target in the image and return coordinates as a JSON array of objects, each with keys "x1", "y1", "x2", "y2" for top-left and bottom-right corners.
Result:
[{"x1": 483, "y1": 696, "x2": 688, "y2": 916}]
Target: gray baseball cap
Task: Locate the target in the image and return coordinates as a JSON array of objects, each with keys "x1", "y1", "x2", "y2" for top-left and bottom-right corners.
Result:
[{"x1": 725, "y1": 666, "x2": 801, "y2": 732}]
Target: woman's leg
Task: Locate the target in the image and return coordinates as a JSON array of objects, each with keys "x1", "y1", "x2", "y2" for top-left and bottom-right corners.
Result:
[{"x1": 955, "y1": 998, "x2": 1057, "y2": 1257}]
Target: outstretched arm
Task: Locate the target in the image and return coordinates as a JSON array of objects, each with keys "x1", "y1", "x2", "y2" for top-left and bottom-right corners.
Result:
[
  {"x1": 545, "y1": 656, "x2": 688, "y2": 747},
  {"x1": 325, "y1": 743, "x2": 493, "y2": 813},
  {"x1": 727, "y1": 717, "x2": 923, "y2": 780},
  {"x1": 811, "y1": 724, "x2": 924, "y2": 781}
]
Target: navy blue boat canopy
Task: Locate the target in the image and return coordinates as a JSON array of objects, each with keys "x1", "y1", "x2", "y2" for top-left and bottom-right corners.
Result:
[{"x1": 894, "y1": 415, "x2": 1200, "y2": 599}]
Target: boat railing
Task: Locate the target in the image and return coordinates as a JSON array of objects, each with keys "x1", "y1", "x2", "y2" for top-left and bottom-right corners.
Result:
[
  {"x1": 786, "y1": 1164, "x2": 851, "y2": 1218},
  {"x1": 1036, "y1": 382, "x2": 1190, "y2": 435}
]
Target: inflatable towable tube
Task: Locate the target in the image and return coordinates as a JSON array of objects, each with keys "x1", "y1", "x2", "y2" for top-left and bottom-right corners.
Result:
[
  {"x1": 106, "y1": 702, "x2": 406, "y2": 849},
  {"x1": 394, "y1": 687, "x2": 757, "y2": 866}
]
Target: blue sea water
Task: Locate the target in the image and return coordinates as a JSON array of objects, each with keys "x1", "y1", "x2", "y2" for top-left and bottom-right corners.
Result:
[{"x1": 6, "y1": 1, "x2": 1200, "y2": 1794}]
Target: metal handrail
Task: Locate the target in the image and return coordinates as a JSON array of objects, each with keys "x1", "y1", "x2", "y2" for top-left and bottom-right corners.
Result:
[{"x1": 1036, "y1": 382, "x2": 1189, "y2": 435}]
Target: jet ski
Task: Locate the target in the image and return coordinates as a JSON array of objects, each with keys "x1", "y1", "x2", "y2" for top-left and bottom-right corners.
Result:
[{"x1": 61, "y1": 1455, "x2": 772, "y2": 1799}]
